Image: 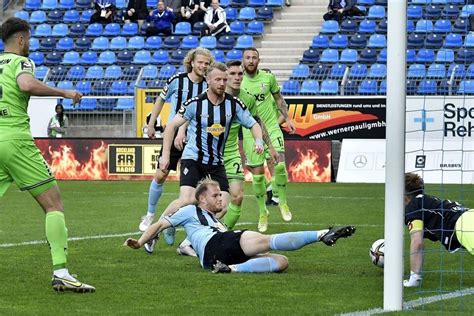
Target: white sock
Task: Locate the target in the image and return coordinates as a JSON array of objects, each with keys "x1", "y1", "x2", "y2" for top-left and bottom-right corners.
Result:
[
  {"x1": 272, "y1": 197, "x2": 280, "y2": 203},
  {"x1": 146, "y1": 212, "x2": 155, "y2": 217},
  {"x1": 266, "y1": 184, "x2": 272, "y2": 192},
  {"x1": 179, "y1": 239, "x2": 192, "y2": 248},
  {"x1": 317, "y1": 229, "x2": 330, "y2": 240},
  {"x1": 54, "y1": 268, "x2": 74, "y2": 280}
]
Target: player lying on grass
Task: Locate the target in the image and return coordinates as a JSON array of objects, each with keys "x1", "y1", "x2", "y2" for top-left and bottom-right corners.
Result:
[
  {"x1": 124, "y1": 179, "x2": 356, "y2": 273},
  {"x1": 404, "y1": 172, "x2": 474, "y2": 287}
]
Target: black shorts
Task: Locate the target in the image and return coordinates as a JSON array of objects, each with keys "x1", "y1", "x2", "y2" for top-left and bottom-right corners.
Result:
[
  {"x1": 203, "y1": 230, "x2": 250, "y2": 269},
  {"x1": 179, "y1": 159, "x2": 229, "y2": 192},
  {"x1": 159, "y1": 142, "x2": 183, "y2": 171}
]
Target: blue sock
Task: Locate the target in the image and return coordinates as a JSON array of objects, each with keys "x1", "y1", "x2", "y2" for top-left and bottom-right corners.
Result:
[
  {"x1": 269, "y1": 231, "x2": 318, "y2": 251},
  {"x1": 147, "y1": 180, "x2": 163, "y2": 215},
  {"x1": 233, "y1": 257, "x2": 280, "y2": 273}
]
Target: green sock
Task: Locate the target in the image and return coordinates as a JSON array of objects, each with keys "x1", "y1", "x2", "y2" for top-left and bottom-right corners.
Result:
[
  {"x1": 275, "y1": 162, "x2": 288, "y2": 205},
  {"x1": 45, "y1": 211, "x2": 68, "y2": 270},
  {"x1": 252, "y1": 174, "x2": 267, "y2": 216},
  {"x1": 223, "y1": 202, "x2": 241, "y2": 229},
  {"x1": 271, "y1": 177, "x2": 279, "y2": 199}
]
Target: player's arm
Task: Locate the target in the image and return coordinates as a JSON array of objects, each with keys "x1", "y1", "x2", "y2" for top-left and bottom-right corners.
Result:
[
  {"x1": 124, "y1": 218, "x2": 172, "y2": 249},
  {"x1": 17, "y1": 73, "x2": 81, "y2": 103},
  {"x1": 255, "y1": 115, "x2": 278, "y2": 163},
  {"x1": 160, "y1": 114, "x2": 187, "y2": 170},
  {"x1": 272, "y1": 91, "x2": 296, "y2": 134},
  {"x1": 174, "y1": 121, "x2": 189, "y2": 151},
  {"x1": 147, "y1": 96, "x2": 166, "y2": 139},
  {"x1": 404, "y1": 220, "x2": 424, "y2": 287},
  {"x1": 249, "y1": 122, "x2": 264, "y2": 154}
]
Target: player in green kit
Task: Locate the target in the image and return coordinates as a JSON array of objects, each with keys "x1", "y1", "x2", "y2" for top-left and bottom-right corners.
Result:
[
  {"x1": 0, "y1": 18, "x2": 94, "y2": 292},
  {"x1": 222, "y1": 60, "x2": 278, "y2": 230},
  {"x1": 241, "y1": 48, "x2": 297, "y2": 232}
]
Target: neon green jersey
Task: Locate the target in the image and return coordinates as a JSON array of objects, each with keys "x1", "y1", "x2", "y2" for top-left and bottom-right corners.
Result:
[
  {"x1": 224, "y1": 89, "x2": 256, "y2": 156},
  {"x1": 0, "y1": 53, "x2": 35, "y2": 141},
  {"x1": 241, "y1": 69, "x2": 280, "y2": 128}
]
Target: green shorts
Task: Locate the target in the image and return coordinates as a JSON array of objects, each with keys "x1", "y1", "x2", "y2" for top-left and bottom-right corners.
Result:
[
  {"x1": 0, "y1": 139, "x2": 57, "y2": 197},
  {"x1": 456, "y1": 210, "x2": 474, "y2": 255},
  {"x1": 243, "y1": 127, "x2": 285, "y2": 167},
  {"x1": 224, "y1": 153, "x2": 244, "y2": 182}
]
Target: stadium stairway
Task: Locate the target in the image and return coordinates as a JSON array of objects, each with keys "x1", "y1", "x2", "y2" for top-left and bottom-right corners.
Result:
[{"x1": 256, "y1": 0, "x2": 326, "y2": 85}]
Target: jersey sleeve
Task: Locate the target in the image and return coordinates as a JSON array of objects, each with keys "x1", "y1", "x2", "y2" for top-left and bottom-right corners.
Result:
[
  {"x1": 14, "y1": 57, "x2": 35, "y2": 79},
  {"x1": 234, "y1": 98, "x2": 257, "y2": 129},
  {"x1": 178, "y1": 99, "x2": 196, "y2": 121},
  {"x1": 269, "y1": 73, "x2": 280, "y2": 94},
  {"x1": 159, "y1": 76, "x2": 178, "y2": 101},
  {"x1": 404, "y1": 196, "x2": 424, "y2": 225},
  {"x1": 164, "y1": 205, "x2": 195, "y2": 227}
]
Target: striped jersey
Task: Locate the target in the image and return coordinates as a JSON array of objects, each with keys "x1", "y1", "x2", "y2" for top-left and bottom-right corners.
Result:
[
  {"x1": 159, "y1": 72, "x2": 207, "y2": 124},
  {"x1": 179, "y1": 91, "x2": 257, "y2": 165}
]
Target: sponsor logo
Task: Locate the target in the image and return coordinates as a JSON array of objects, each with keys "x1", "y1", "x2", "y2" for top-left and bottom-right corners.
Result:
[
  {"x1": 440, "y1": 163, "x2": 461, "y2": 168},
  {"x1": 415, "y1": 155, "x2": 426, "y2": 168},
  {"x1": 207, "y1": 123, "x2": 225, "y2": 137},
  {"x1": 353, "y1": 155, "x2": 367, "y2": 168},
  {"x1": 21, "y1": 61, "x2": 32, "y2": 71},
  {"x1": 0, "y1": 108, "x2": 10, "y2": 116}
]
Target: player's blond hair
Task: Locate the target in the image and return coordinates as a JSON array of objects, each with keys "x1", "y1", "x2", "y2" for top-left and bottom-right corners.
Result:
[
  {"x1": 205, "y1": 62, "x2": 227, "y2": 78},
  {"x1": 195, "y1": 177, "x2": 220, "y2": 201},
  {"x1": 183, "y1": 48, "x2": 214, "y2": 73},
  {"x1": 405, "y1": 172, "x2": 424, "y2": 197}
]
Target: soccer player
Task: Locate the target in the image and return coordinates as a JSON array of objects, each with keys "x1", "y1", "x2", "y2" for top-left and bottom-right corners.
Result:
[
  {"x1": 241, "y1": 47, "x2": 297, "y2": 232},
  {"x1": 138, "y1": 48, "x2": 212, "y2": 234},
  {"x1": 222, "y1": 60, "x2": 278, "y2": 230},
  {"x1": 403, "y1": 173, "x2": 474, "y2": 287},
  {"x1": 124, "y1": 179, "x2": 356, "y2": 273},
  {"x1": 0, "y1": 17, "x2": 94, "y2": 292}
]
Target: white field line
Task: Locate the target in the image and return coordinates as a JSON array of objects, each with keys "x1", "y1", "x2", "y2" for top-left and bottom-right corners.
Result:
[
  {"x1": 340, "y1": 287, "x2": 474, "y2": 315},
  {"x1": 0, "y1": 222, "x2": 381, "y2": 248}
]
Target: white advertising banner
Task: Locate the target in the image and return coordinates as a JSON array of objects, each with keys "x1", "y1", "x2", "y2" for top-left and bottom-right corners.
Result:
[{"x1": 28, "y1": 97, "x2": 58, "y2": 137}]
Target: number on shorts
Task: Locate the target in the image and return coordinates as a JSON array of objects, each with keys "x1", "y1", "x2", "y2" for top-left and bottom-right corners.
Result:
[
  {"x1": 233, "y1": 162, "x2": 241, "y2": 174},
  {"x1": 277, "y1": 137, "x2": 283, "y2": 148}
]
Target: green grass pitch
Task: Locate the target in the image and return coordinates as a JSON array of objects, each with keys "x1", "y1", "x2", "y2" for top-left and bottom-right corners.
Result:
[{"x1": 1, "y1": 181, "x2": 473, "y2": 315}]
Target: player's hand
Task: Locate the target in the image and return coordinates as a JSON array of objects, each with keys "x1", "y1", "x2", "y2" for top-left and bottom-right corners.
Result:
[
  {"x1": 147, "y1": 125, "x2": 156, "y2": 139},
  {"x1": 253, "y1": 139, "x2": 264, "y2": 155},
  {"x1": 285, "y1": 118, "x2": 297, "y2": 134},
  {"x1": 174, "y1": 130, "x2": 186, "y2": 151},
  {"x1": 159, "y1": 155, "x2": 170, "y2": 171},
  {"x1": 63, "y1": 90, "x2": 82, "y2": 104},
  {"x1": 403, "y1": 272, "x2": 422, "y2": 287},
  {"x1": 269, "y1": 147, "x2": 279, "y2": 164},
  {"x1": 124, "y1": 238, "x2": 141, "y2": 249}
]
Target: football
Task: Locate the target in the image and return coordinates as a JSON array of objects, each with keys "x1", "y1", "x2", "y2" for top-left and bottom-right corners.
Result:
[{"x1": 369, "y1": 239, "x2": 385, "y2": 268}]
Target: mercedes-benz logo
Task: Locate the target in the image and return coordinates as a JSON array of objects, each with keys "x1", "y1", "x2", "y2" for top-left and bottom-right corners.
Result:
[{"x1": 353, "y1": 155, "x2": 368, "y2": 168}]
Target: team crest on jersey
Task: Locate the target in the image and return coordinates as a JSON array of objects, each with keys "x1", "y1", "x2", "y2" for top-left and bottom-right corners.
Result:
[
  {"x1": 260, "y1": 82, "x2": 268, "y2": 92},
  {"x1": 207, "y1": 123, "x2": 225, "y2": 137}
]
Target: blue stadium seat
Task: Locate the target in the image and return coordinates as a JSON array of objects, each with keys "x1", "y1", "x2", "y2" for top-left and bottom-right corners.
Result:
[
  {"x1": 220, "y1": 0, "x2": 230, "y2": 7},
  {"x1": 426, "y1": 63, "x2": 446, "y2": 79},
  {"x1": 75, "y1": 81, "x2": 92, "y2": 95},
  {"x1": 320, "y1": 49, "x2": 339, "y2": 63},
  {"x1": 239, "y1": 7, "x2": 256, "y2": 20},
  {"x1": 110, "y1": 36, "x2": 127, "y2": 50},
  {"x1": 80, "y1": 51, "x2": 98, "y2": 64},
  {"x1": 444, "y1": 33, "x2": 462, "y2": 48},
  {"x1": 300, "y1": 80, "x2": 319, "y2": 95},
  {"x1": 461, "y1": 4, "x2": 474, "y2": 18},
  {"x1": 25, "y1": 0, "x2": 41, "y2": 10},
  {"x1": 225, "y1": 7, "x2": 238, "y2": 21},
  {"x1": 62, "y1": 51, "x2": 80, "y2": 64},
  {"x1": 455, "y1": 49, "x2": 474, "y2": 63},
  {"x1": 29, "y1": 38, "x2": 40, "y2": 51},
  {"x1": 80, "y1": 9, "x2": 94, "y2": 22},
  {"x1": 151, "y1": 50, "x2": 169, "y2": 64},
  {"x1": 163, "y1": 36, "x2": 180, "y2": 49},
  {"x1": 57, "y1": 80, "x2": 74, "y2": 90},
  {"x1": 92, "y1": 81, "x2": 110, "y2": 94},
  {"x1": 110, "y1": 81, "x2": 128, "y2": 95},
  {"x1": 145, "y1": 36, "x2": 162, "y2": 49},
  {"x1": 70, "y1": 24, "x2": 86, "y2": 37},
  {"x1": 104, "y1": 23, "x2": 121, "y2": 36},
  {"x1": 465, "y1": 64, "x2": 474, "y2": 78},
  {"x1": 448, "y1": 64, "x2": 465, "y2": 78},
  {"x1": 407, "y1": 5, "x2": 423, "y2": 19},
  {"x1": 412, "y1": 0, "x2": 430, "y2": 4},
  {"x1": 407, "y1": 20, "x2": 415, "y2": 33},
  {"x1": 142, "y1": 65, "x2": 158, "y2": 79},
  {"x1": 29, "y1": 53, "x2": 44, "y2": 65},
  {"x1": 321, "y1": 20, "x2": 339, "y2": 34},
  {"x1": 406, "y1": 49, "x2": 416, "y2": 63},
  {"x1": 86, "y1": 66, "x2": 104, "y2": 79},
  {"x1": 358, "y1": 48, "x2": 377, "y2": 63},
  {"x1": 67, "y1": 65, "x2": 86, "y2": 80},
  {"x1": 15, "y1": 11, "x2": 30, "y2": 21},
  {"x1": 158, "y1": 64, "x2": 177, "y2": 79},
  {"x1": 349, "y1": 63, "x2": 368, "y2": 79},
  {"x1": 416, "y1": 49, "x2": 435, "y2": 63},
  {"x1": 330, "y1": 35, "x2": 348, "y2": 49},
  {"x1": 76, "y1": 37, "x2": 91, "y2": 50},
  {"x1": 266, "y1": 0, "x2": 283, "y2": 6},
  {"x1": 59, "y1": 0, "x2": 74, "y2": 9},
  {"x1": 433, "y1": 0, "x2": 447, "y2": 3},
  {"x1": 174, "y1": 22, "x2": 192, "y2": 35},
  {"x1": 291, "y1": 64, "x2": 309, "y2": 79},
  {"x1": 465, "y1": 33, "x2": 474, "y2": 47},
  {"x1": 358, "y1": 19, "x2": 376, "y2": 33},
  {"x1": 408, "y1": 79, "x2": 421, "y2": 95},
  {"x1": 311, "y1": 64, "x2": 329, "y2": 78},
  {"x1": 320, "y1": 80, "x2": 339, "y2": 95},
  {"x1": 123, "y1": 65, "x2": 140, "y2": 77},
  {"x1": 358, "y1": 80, "x2": 378, "y2": 95},
  {"x1": 367, "y1": 34, "x2": 386, "y2": 48},
  {"x1": 340, "y1": 49, "x2": 358, "y2": 63},
  {"x1": 311, "y1": 35, "x2": 329, "y2": 49},
  {"x1": 200, "y1": 36, "x2": 217, "y2": 49},
  {"x1": 115, "y1": 0, "x2": 127, "y2": 8},
  {"x1": 358, "y1": 0, "x2": 375, "y2": 5},
  {"x1": 122, "y1": 23, "x2": 139, "y2": 36},
  {"x1": 379, "y1": 80, "x2": 386, "y2": 94},
  {"x1": 256, "y1": 6, "x2": 273, "y2": 20},
  {"x1": 249, "y1": 0, "x2": 265, "y2": 6},
  {"x1": 368, "y1": 5, "x2": 385, "y2": 19},
  {"x1": 415, "y1": 19, "x2": 433, "y2": 33},
  {"x1": 433, "y1": 19, "x2": 451, "y2": 33},
  {"x1": 425, "y1": 33, "x2": 443, "y2": 49},
  {"x1": 133, "y1": 50, "x2": 151, "y2": 64},
  {"x1": 340, "y1": 20, "x2": 358, "y2": 33},
  {"x1": 139, "y1": 22, "x2": 151, "y2": 36},
  {"x1": 35, "y1": 65, "x2": 49, "y2": 80},
  {"x1": 97, "y1": 51, "x2": 116, "y2": 65},
  {"x1": 191, "y1": 22, "x2": 205, "y2": 36},
  {"x1": 443, "y1": 5, "x2": 460, "y2": 19},
  {"x1": 231, "y1": 0, "x2": 247, "y2": 6},
  {"x1": 217, "y1": 35, "x2": 235, "y2": 50},
  {"x1": 230, "y1": 21, "x2": 245, "y2": 35},
  {"x1": 212, "y1": 49, "x2": 225, "y2": 62},
  {"x1": 425, "y1": 5, "x2": 442, "y2": 19},
  {"x1": 235, "y1": 35, "x2": 254, "y2": 49},
  {"x1": 105, "y1": 65, "x2": 122, "y2": 79},
  {"x1": 329, "y1": 63, "x2": 347, "y2": 79},
  {"x1": 86, "y1": 23, "x2": 103, "y2": 37},
  {"x1": 407, "y1": 64, "x2": 426, "y2": 79},
  {"x1": 247, "y1": 21, "x2": 264, "y2": 35},
  {"x1": 438, "y1": 79, "x2": 450, "y2": 95},
  {"x1": 407, "y1": 33, "x2": 425, "y2": 48},
  {"x1": 44, "y1": 52, "x2": 61, "y2": 65},
  {"x1": 453, "y1": 18, "x2": 468, "y2": 33},
  {"x1": 128, "y1": 36, "x2": 145, "y2": 50},
  {"x1": 301, "y1": 49, "x2": 319, "y2": 64},
  {"x1": 91, "y1": 37, "x2": 109, "y2": 51},
  {"x1": 170, "y1": 49, "x2": 186, "y2": 64},
  {"x1": 180, "y1": 35, "x2": 199, "y2": 49},
  {"x1": 41, "y1": 0, "x2": 58, "y2": 10},
  {"x1": 48, "y1": 66, "x2": 68, "y2": 81},
  {"x1": 349, "y1": 34, "x2": 367, "y2": 49},
  {"x1": 281, "y1": 80, "x2": 300, "y2": 95},
  {"x1": 115, "y1": 99, "x2": 135, "y2": 110},
  {"x1": 63, "y1": 9, "x2": 80, "y2": 23},
  {"x1": 417, "y1": 79, "x2": 437, "y2": 95},
  {"x1": 226, "y1": 49, "x2": 243, "y2": 61},
  {"x1": 435, "y1": 49, "x2": 454, "y2": 63},
  {"x1": 52, "y1": 23, "x2": 68, "y2": 37},
  {"x1": 30, "y1": 10, "x2": 47, "y2": 23},
  {"x1": 367, "y1": 63, "x2": 386, "y2": 78},
  {"x1": 35, "y1": 24, "x2": 52, "y2": 37},
  {"x1": 146, "y1": 0, "x2": 158, "y2": 6},
  {"x1": 376, "y1": 20, "x2": 387, "y2": 34},
  {"x1": 78, "y1": 99, "x2": 97, "y2": 110}
]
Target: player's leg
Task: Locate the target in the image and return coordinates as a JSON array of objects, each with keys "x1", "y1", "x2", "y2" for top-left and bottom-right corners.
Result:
[
  {"x1": 223, "y1": 253, "x2": 289, "y2": 273},
  {"x1": 222, "y1": 155, "x2": 245, "y2": 228},
  {"x1": 455, "y1": 210, "x2": 474, "y2": 255},
  {"x1": 265, "y1": 158, "x2": 279, "y2": 205}
]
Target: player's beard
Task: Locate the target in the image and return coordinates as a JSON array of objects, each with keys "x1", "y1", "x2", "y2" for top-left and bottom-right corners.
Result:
[
  {"x1": 244, "y1": 64, "x2": 257, "y2": 75},
  {"x1": 21, "y1": 44, "x2": 29, "y2": 57}
]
